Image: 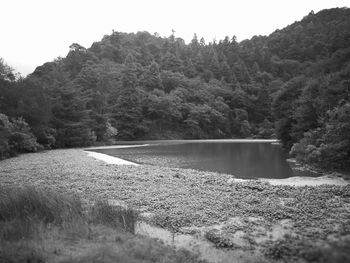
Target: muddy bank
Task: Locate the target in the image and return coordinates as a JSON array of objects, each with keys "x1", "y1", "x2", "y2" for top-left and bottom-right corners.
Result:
[{"x1": 0, "y1": 149, "x2": 349, "y2": 262}]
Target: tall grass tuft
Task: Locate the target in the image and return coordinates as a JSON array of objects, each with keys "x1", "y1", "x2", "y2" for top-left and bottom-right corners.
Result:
[
  {"x1": 89, "y1": 200, "x2": 138, "y2": 234},
  {"x1": 0, "y1": 241, "x2": 45, "y2": 263},
  {"x1": 0, "y1": 185, "x2": 83, "y2": 225},
  {"x1": 0, "y1": 185, "x2": 85, "y2": 262},
  {"x1": 0, "y1": 185, "x2": 203, "y2": 263}
]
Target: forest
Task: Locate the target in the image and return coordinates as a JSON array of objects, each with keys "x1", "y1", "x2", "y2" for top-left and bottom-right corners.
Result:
[{"x1": 0, "y1": 8, "x2": 349, "y2": 171}]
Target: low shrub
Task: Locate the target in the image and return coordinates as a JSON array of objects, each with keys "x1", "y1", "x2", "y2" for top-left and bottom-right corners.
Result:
[
  {"x1": 205, "y1": 230, "x2": 235, "y2": 248},
  {"x1": 0, "y1": 113, "x2": 41, "y2": 159}
]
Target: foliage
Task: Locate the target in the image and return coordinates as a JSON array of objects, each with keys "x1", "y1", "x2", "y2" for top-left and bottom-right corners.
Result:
[
  {"x1": 0, "y1": 185, "x2": 204, "y2": 263},
  {"x1": 264, "y1": 235, "x2": 350, "y2": 263},
  {"x1": 51, "y1": 85, "x2": 97, "y2": 147},
  {"x1": 89, "y1": 200, "x2": 138, "y2": 233},
  {"x1": 0, "y1": 185, "x2": 83, "y2": 225},
  {"x1": 0, "y1": 8, "x2": 350, "y2": 168},
  {"x1": 0, "y1": 58, "x2": 16, "y2": 81},
  {"x1": 0, "y1": 113, "x2": 40, "y2": 159},
  {"x1": 291, "y1": 103, "x2": 350, "y2": 169}
]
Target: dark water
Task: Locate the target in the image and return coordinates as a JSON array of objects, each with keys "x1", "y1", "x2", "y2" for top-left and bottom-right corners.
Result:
[{"x1": 90, "y1": 140, "x2": 318, "y2": 179}]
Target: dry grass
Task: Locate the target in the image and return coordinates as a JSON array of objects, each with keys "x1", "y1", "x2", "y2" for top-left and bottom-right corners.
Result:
[
  {"x1": 89, "y1": 200, "x2": 138, "y2": 233},
  {"x1": 0, "y1": 185, "x2": 204, "y2": 263},
  {"x1": 0, "y1": 185, "x2": 83, "y2": 225}
]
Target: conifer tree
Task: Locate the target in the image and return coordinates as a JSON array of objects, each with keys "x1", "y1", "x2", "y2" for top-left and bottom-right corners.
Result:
[
  {"x1": 141, "y1": 61, "x2": 163, "y2": 91},
  {"x1": 113, "y1": 55, "x2": 144, "y2": 139},
  {"x1": 51, "y1": 84, "x2": 96, "y2": 147}
]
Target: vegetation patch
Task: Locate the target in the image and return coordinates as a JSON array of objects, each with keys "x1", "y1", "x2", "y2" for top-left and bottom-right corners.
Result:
[
  {"x1": 0, "y1": 185, "x2": 204, "y2": 263},
  {"x1": 1, "y1": 8, "x2": 350, "y2": 170},
  {"x1": 264, "y1": 235, "x2": 350, "y2": 263},
  {"x1": 0, "y1": 149, "x2": 349, "y2": 262},
  {"x1": 89, "y1": 200, "x2": 138, "y2": 233}
]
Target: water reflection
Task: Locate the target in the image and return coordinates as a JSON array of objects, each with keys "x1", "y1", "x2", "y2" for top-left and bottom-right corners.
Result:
[{"x1": 92, "y1": 140, "x2": 317, "y2": 179}]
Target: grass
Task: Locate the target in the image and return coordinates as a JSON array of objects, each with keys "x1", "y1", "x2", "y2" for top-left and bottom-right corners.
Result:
[
  {"x1": 0, "y1": 185, "x2": 204, "y2": 263},
  {"x1": 0, "y1": 185, "x2": 83, "y2": 225},
  {"x1": 1, "y1": 149, "x2": 349, "y2": 262},
  {"x1": 263, "y1": 235, "x2": 350, "y2": 263},
  {"x1": 89, "y1": 200, "x2": 138, "y2": 233}
]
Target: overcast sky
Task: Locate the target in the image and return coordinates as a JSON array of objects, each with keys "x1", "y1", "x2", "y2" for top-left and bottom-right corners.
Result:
[{"x1": 1, "y1": 0, "x2": 349, "y2": 76}]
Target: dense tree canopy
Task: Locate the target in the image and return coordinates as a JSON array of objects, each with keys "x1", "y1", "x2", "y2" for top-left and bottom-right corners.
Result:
[{"x1": 1, "y1": 8, "x2": 349, "y2": 170}]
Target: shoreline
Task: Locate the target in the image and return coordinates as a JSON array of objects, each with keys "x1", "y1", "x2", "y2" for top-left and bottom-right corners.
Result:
[
  {"x1": 88, "y1": 139, "x2": 280, "y2": 145},
  {"x1": 1, "y1": 148, "x2": 349, "y2": 263},
  {"x1": 84, "y1": 144, "x2": 150, "y2": 150},
  {"x1": 261, "y1": 175, "x2": 348, "y2": 186},
  {"x1": 85, "y1": 150, "x2": 139, "y2": 165},
  {"x1": 85, "y1": 146, "x2": 349, "y2": 187},
  {"x1": 287, "y1": 157, "x2": 350, "y2": 181}
]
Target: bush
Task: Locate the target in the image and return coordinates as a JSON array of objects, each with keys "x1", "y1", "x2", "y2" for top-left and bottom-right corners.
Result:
[
  {"x1": 55, "y1": 126, "x2": 97, "y2": 148},
  {"x1": 0, "y1": 113, "x2": 41, "y2": 159},
  {"x1": 0, "y1": 113, "x2": 12, "y2": 159},
  {"x1": 290, "y1": 129, "x2": 323, "y2": 164},
  {"x1": 0, "y1": 139, "x2": 10, "y2": 159},
  {"x1": 9, "y1": 132, "x2": 40, "y2": 152},
  {"x1": 290, "y1": 103, "x2": 350, "y2": 170},
  {"x1": 32, "y1": 126, "x2": 56, "y2": 148},
  {"x1": 257, "y1": 119, "x2": 275, "y2": 138}
]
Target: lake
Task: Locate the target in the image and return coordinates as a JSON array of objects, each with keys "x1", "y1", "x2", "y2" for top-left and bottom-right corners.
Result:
[{"x1": 90, "y1": 140, "x2": 318, "y2": 179}]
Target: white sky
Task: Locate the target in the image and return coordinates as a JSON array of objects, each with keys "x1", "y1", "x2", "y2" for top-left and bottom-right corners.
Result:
[{"x1": 1, "y1": 0, "x2": 349, "y2": 76}]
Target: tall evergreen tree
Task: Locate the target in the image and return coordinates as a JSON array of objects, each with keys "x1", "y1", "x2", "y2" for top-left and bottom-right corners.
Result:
[
  {"x1": 113, "y1": 55, "x2": 144, "y2": 139},
  {"x1": 51, "y1": 84, "x2": 96, "y2": 147},
  {"x1": 141, "y1": 61, "x2": 163, "y2": 91}
]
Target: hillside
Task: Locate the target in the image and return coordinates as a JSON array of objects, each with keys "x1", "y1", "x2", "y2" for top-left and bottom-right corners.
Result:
[{"x1": 0, "y1": 7, "x2": 349, "y2": 170}]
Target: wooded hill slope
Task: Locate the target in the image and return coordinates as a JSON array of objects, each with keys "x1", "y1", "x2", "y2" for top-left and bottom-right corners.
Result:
[{"x1": 0, "y1": 8, "x2": 349, "y2": 170}]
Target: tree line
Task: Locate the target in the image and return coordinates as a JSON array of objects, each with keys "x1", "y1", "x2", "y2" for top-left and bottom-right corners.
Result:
[{"x1": 0, "y1": 8, "x2": 349, "y2": 170}]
